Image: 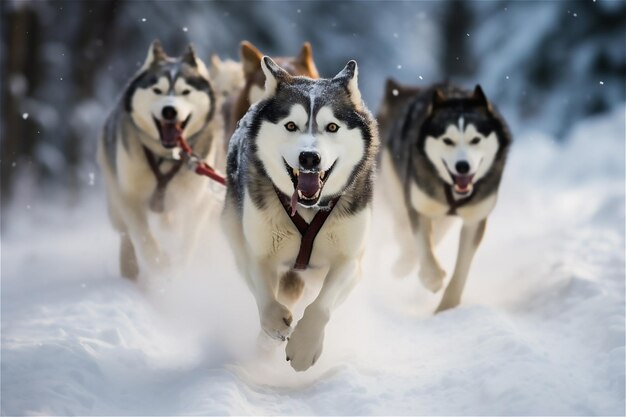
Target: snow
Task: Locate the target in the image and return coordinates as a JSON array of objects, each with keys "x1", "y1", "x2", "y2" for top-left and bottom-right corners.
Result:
[{"x1": 2, "y1": 107, "x2": 625, "y2": 415}]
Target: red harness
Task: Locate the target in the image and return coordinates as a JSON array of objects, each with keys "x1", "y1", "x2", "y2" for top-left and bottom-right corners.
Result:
[
  {"x1": 176, "y1": 135, "x2": 226, "y2": 186},
  {"x1": 275, "y1": 190, "x2": 341, "y2": 270}
]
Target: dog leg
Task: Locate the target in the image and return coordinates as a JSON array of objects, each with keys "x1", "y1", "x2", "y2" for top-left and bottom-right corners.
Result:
[
  {"x1": 122, "y1": 203, "x2": 170, "y2": 274},
  {"x1": 286, "y1": 258, "x2": 359, "y2": 371},
  {"x1": 436, "y1": 219, "x2": 486, "y2": 313},
  {"x1": 414, "y1": 213, "x2": 446, "y2": 292},
  {"x1": 120, "y1": 232, "x2": 139, "y2": 279},
  {"x1": 250, "y1": 260, "x2": 293, "y2": 342},
  {"x1": 392, "y1": 209, "x2": 420, "y2": 277}
]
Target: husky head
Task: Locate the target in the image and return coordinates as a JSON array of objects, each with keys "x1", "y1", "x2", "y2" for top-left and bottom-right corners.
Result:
[
  {"x1": 125, "y1": 40, "x2": 215, "y2": 149},
  {"x1": 421, "y1": 85, "x2": 506, "y2": 196},
  {"x1": 252, "y1": 57, "x2": 376, "y2": 209}
]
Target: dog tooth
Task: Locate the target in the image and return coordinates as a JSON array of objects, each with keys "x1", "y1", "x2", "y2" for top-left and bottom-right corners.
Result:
[
  {"x1": 293, "y1": 168, "x2": 299, "y2": 176},
  {"x1": 320, "y1": 171, "x2": 325, "y2": 180},
  {"x1": 297, "y1": 190, "x2": 304, "y2": 199}
]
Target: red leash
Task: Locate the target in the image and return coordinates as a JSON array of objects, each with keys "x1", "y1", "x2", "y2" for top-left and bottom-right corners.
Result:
[{"x1": 176, "y1": 135, "x2": 226, "y2": 186}]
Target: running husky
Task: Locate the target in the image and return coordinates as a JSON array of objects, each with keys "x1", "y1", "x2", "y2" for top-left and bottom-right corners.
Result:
[
  {"x1": 378, "y1": 79, "x2": 511, "y2": 312},
  {"x1": 97, "y1": 40, "x2": 222, "y2": 280},
  {"x1": 223, "y1": 57, "x2": 378, "y2": 371}
]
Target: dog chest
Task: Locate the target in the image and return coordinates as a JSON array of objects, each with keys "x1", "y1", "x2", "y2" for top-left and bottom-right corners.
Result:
[
  {"x1": 456, "y1": 193, "x2": 497, "y2": 224},
  {"x1": 409, "y1": 182, "x2": 449, "y2": 217}
]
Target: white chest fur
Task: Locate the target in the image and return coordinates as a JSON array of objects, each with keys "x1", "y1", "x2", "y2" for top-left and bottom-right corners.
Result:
[
  {"x1": 409, "y1": 183, "x2": 449, "y2": 218},
  {"x1": 409, "y1": 179, "x2": 497, "y2": 224},
  {"x1": 242, "y1": 192, "x2": 371, "y2": 268}
]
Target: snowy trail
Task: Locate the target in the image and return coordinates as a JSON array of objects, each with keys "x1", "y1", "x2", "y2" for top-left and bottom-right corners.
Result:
[{"x1": 2, "y1": 108, "x2": 624, "y2": 415}]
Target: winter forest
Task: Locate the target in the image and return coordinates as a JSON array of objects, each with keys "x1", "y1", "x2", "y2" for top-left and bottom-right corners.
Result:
[{"x1": 2, "y1": 0, "x2": 625, "y2": 415}]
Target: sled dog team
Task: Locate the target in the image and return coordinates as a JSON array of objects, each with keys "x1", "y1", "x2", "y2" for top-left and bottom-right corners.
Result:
[{"x1": 97, "y1": 41, "x2": 512, "y2": 371}]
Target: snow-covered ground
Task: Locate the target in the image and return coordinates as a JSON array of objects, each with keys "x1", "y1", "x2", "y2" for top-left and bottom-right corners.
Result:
[{"x1": 2, "y1": 107, "x2": 624, "y2": 415}]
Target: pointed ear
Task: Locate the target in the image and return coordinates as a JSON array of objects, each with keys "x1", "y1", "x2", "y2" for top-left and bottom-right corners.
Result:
[
  {"x1": 433, "y1": 88, "x2": 446, "y2": 106},
  {"x1": 182, "y1": 44, "x2": 210, "y2": 79},
  {"x1": 210, "y1": 54, "x2": 222, "y2": 70},
  {"x1": 261, "y1": 56, "x2": 291, "y2": 98},
  {"x1": 297, "y1": 42, "x2": 319, "y2": 78},
  {"x1": 296, "y1": 42, "x2": 313, "y2": 63},
  {"x1": 240, "y1": 41, "x2": 263, "y2": 77},
  {"x1": 140, "y1": 40, "x2": 167, "y2": 71},
  {"x1": 333, "y1": 60, "x2": 362, "y2": 108},
  {"x1": 181, "y1": 44, "x2": 198, "y2": 67},
  {"x1": 427, "y1": 88, "x2": 446, "y2": 115},
  {"x1": 385, "y1": 78, "x2": 402, "y2": 99},
  {"x1": 472, "y1": 84, "x2": 492, "y2": 111}
]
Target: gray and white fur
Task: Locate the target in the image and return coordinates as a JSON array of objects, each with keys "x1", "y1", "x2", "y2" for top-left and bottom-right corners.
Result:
[
  {"x1": 378, "y1": 79, "x2": 511, "y2": 312},
  {"x1": 97, "y1": 40, "x2": 223, "y2": 281},
  {"x1": 222, "y1": 56, "x2": 378, "y2": 371}
]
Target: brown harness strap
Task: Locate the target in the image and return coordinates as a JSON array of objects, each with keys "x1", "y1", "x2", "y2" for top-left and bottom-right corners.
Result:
[
  {"x1": 143, "y1": 147, "x2": 183, "y2": 213},
  {"x1": 444, "y1": 185, "x2": 473, "y2": 215},
  {"x1": 276, "y1": 190, "x2": 340, "y2": 270}
]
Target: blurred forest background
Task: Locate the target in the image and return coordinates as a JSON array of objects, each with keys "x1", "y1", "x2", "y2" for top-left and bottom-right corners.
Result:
[{"x1": 1, "y1": 0, "x2": 625, "y2": 209}]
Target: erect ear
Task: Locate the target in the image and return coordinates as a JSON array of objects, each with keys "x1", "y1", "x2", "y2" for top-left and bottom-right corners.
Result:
[
  {"x1": 261, "y1": 56, "x2": 291, "y2": 98},
  {"x1": 426, "y1": 88, "x2": 446, "y2": 115},
  {"x1": 210, "y1": 54, "x2": 222, "y2": 70},
  {"x1": 472, "y1": 84, "x2": 492, "y2": 111},
  {"x1": 385, "y1": 78, "x2": 402, "y2": 99},
  {"x1": 296, "y1": 42, "x2": 319, "y2": 78},
  {"x1": 240, "y1": 41, "x2": 263, "y2": 77},
  {"x1": 181, "y1": 44, "x2": 210, "y2": 79},
  {"x1": 181, "y1": 44, "x2": 198, "y2": 67},
  {"x1": 433, "y1": 88, "x2": 447, "y2": 106},
  {"x1": 333, "y1": 60, "x2": 361, "y2": 108},
  {"x1": 140, "y1": 39, "x2": 167, "y2": 71}
]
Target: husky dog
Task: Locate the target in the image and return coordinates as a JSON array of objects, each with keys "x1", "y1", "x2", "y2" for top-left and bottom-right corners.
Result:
[
  {"x1": 378, "y1": 79, "x2": 511, "y2": 312},
  {"x1": 226, "y1": 41, "x2": 319, "y2": 137},
  {"x1": 223, "y1": 57, "x2": 378, "y2": 371},
  {"x1": 97, "y1": 40, "x2": 222, "y2": 280}
]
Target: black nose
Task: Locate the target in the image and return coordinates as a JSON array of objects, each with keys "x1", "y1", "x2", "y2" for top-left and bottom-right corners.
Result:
[
  {"x1": 299, "y1": 151, "x2": 321, "y2": 170},
  {"x1": 455, "y1": 161, "x2": 470, "y2": 175},
  {"x1": 161, "y1": 106, "x2": 177, "y2": 121}
]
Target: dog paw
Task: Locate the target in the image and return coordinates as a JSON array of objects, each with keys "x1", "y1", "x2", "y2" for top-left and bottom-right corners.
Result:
[
  {"x1": 260, "y1": 301, "x2": 293, "y2": 342},
  {"x1": 419, "y1": 262, "x2": 446, "y2": 292},
  {"x1": 285, "y1": 309, "x2": 327, "y2": 372}
]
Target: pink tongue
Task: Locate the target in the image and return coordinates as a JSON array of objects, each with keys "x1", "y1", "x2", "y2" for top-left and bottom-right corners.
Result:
[
  {"x1": 160, "y1": 122, "x2": 183, "y2": 147},
  {"x1": 454, "y1": 175, "x2": 472, "y2": 189},
  {"x1": 298, "y1": 172, "x2": 321, "y2": 197},
  {"x1": 289, "y1": 172, "x2": 321, "y2": 217}
]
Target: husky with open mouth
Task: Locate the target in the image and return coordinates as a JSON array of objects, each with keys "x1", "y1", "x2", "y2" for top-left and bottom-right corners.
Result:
[
  {"x1": 222, "y1": 57, "x2": 378, "y2": 371},
  {"x1": 97, "y1": 40, "x2": 223, "y2": 281},
  {"x1": 378, "y1": 80, "x2": 511, "y2": 312}
]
